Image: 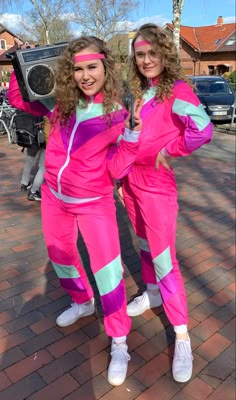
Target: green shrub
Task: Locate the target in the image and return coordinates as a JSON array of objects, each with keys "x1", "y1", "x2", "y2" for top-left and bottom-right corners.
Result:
[{"x1": 229, "y1": 70, "x2": 236, "y2": 83}]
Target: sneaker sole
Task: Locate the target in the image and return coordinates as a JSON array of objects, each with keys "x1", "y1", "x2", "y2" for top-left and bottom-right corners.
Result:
[
  {"x1": 108, "y1": 376, "x2": 126, "y2": 386},
  {"x1": 127, "y1": 300, "x2": 162, "y2": 317},
  {"x1": 127, "y1": 304, "x2": 151, "y2": 317},
  {"x1": 28, "y1": 198, "x2": 41, "y2": 201},
  {"x1": 172, "y1": 371, "x2": 192, "y2": 383},
  {"x1": 56, "y1": 308, "x2": 95, "y2": 327}
]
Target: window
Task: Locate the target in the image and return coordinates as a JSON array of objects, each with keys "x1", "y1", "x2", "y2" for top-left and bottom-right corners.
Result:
[
  {"x1": 0, "y1": 40, "x2": 6, "y2": 50},
  {"x1": 208, "y1": 65, "x2": 215, "y2": 75},
  {"x1": 214, "y1": 38, "x2": 222, "y2": 45},
  {"x1": 225, "y1": 37, "x2": 236, "y2": 46}
]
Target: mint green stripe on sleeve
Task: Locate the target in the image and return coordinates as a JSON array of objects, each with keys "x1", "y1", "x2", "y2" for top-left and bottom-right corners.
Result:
[
  {"x1": 94, "y1": 255, "x2": 123, "y2": 295},
  {"x1": 51, "y1": 262, "x2": 80, "y2": 279},
  {"x1": 153, "y1": 247, "x2": 172, "y2": 281},
  {"x1": 40, "y1": 98, "x2": 56, "y2": 112},
  {"x1": 173, "y1": 99, "x2": 210, "y2": 130}
]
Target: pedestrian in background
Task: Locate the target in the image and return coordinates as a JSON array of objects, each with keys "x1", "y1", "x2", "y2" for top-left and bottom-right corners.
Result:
[{"x1": 19, "y1": 116, "x2": 50, "y2": 201}]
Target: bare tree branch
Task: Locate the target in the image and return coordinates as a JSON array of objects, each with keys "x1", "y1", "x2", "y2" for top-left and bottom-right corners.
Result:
[
  {"x1": 17, "y1": 0, "x2": 74, "y2": 44},
  {"x1": 69, "y1": 0, "x2": 139, "y2": 40}
]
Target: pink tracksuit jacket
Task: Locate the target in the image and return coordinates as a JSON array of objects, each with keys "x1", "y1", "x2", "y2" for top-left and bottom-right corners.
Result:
[
  {"x1": 8, "y1": 72, "x2": 141, "y2": 338},
  {"x1": 122, "y1": 78, "x2": 213, "y2": 328}
]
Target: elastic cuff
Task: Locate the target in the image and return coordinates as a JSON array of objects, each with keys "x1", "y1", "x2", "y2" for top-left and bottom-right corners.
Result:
[
  {"x1": 123, "y1": 127, "x2": 140, "y2": 143},
  {"x1": 173, "y1": 324, "x2": 188, "y2": 334},
  {"x1": 147, "y1": 283, "x2": 159, "y2": 291},
  {"x1": 160, "y1": 147, "x2": 170, "y2": 157},
  {"x1": 112, "y1": 335, "x2": 127, "y2": 344}
]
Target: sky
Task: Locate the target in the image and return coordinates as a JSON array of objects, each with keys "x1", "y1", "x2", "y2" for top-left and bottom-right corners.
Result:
[{"x1": 0, "y1": 0, "x2": 235, "y2": 35}]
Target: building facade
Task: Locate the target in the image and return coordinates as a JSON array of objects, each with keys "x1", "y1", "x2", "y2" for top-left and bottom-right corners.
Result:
[{"x1": 165, "y1": 16, "x2": 236, "y2": 76}]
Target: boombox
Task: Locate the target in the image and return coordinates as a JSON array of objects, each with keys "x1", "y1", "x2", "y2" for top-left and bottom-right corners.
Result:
[{"x1": 11, "y1": 43, "x2": 68, "y2": 102}]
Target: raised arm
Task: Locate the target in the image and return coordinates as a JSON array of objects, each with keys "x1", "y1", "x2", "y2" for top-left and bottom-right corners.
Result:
[{"x1": 8, "y1": 72, "x2": 53, "y2": 118}]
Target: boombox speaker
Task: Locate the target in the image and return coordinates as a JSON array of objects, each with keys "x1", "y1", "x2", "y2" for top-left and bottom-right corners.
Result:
[{"x1": 11, "y1": 43, "x2": 68, "y2": 102}]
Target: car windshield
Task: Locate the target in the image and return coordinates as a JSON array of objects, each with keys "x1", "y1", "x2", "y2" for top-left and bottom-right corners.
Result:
[{"x1": 193, "y1": 80, "x2": 232, "y2": 95}]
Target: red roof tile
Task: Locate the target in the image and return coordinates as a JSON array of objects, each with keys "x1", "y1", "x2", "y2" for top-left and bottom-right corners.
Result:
[{"x1": 166, "y1": 22, "x2": 235, "y2": 52}]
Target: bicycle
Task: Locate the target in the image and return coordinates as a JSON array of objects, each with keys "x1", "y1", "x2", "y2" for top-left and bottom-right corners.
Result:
[{"x1": 0, "y1": 99, "x2": 18, "y2": 144}]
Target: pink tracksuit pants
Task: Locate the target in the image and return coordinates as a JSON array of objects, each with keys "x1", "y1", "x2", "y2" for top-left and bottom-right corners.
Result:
[
  {"x1": 41, "y1": 183, "x2": 131, "y2": 338},
  {"x1": 123, "y1": 165, "x2": 188, "y2": 327}
]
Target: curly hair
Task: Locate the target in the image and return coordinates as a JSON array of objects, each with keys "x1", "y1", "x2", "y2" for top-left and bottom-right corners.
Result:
[
  {"x1": 129, "y1": 23, "x2": 187, "y2": 101},
  {"x1": 53, "y1": 36, "x2": 120, "y2": 125}
]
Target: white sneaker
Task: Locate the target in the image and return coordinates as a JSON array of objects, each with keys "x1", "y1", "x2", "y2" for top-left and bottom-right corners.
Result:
[
  {"x1": 107, "y1": 342, "x2": 131, "y2": 386},
  {"x1": 56, "y1": 299, "x2": 95, "y2": 327},
  {"x1": 127, "y1": 290, "x2": 162, "y2": 317},
  {"x1": 172, "y1": 339, "x2": 193, "y2": 382}
]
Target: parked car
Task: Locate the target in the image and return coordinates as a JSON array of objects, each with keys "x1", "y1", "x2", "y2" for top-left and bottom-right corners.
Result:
[{"x1": 189, "y1": 75, "x2": 235, "y2": 122}]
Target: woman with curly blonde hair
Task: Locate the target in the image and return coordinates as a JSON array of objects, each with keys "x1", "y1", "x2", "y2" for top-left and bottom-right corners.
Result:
[
  {"x1": 118, "y1": 23, "x2": 213, "y2": 383},
  {"x1": 8, "y1": 35, "x2": 144, "y2": 386}
]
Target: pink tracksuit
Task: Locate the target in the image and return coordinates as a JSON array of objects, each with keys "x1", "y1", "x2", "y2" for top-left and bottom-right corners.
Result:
[
  {"x1": 122, "y1": 79, "x2": 213, "y2": 328},
  {"x1": 8, "y1": 72, "x2": 141, "y2": 338}
]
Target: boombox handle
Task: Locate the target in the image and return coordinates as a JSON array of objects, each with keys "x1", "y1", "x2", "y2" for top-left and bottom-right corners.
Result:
[{"x1": 6, "y1": 52, "x2": 30, "y2": 102}]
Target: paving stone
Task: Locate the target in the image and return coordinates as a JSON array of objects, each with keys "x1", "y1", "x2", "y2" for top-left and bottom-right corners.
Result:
[
  {"x1": 27, "y1": 373, "x2": 79, "y2": 400},
  {"x1": 219, "y1": 317, "x2": 236, "y2": 341},
  {"x1": 135, "y1": 375, "x2": 180, "y2": 400},
  {"x1": 207, "y1": 376, "x2": 235, "y2": 400},
  {"x1": 200, "y1": 351, "x2": 235, "y2": 380},
  {"x1": 0, "y1": 372, "x2": 46, "y2": 400},
  {"x1": 134, "y1": 353, "x2": 171, "y2": 387},
  {"x1": 181, "y1": 377, "x2": 214, "y2": 399},
  {"x1": 195, "y1": 332, "x2": 232, "y2": 361},
  {"x1": 19, "y1": 328, "x2": 63, "y2": 356},
  {"x1": 38, "y1": 349, "x2": 85, "y2": 384},
  {"x1": 0, "y1": 346, "x2": 25, "y2": 371},
  {"x1": 63, "y1": 374, "x2": 111, "y2": 400},
  {"x1": 5, "y1": 349, "x2": 54, "y2": 383}
]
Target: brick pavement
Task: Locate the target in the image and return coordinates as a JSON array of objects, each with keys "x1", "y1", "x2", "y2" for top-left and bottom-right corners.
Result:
[{"x1": 0, "y1": 133, "x2": 235, "y2": 400}]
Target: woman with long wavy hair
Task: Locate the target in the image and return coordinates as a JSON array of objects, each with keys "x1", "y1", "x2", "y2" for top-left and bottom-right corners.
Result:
[
  {"x1": 118, "y1": 23, "x2": 213, "y2": 383},
  {"x1": 8, "y1": 36, "x2": 143, "y2": 386}
]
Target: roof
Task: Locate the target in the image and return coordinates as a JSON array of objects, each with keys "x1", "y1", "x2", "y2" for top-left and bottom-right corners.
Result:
[
  {"x1": 0, "y1": 44, "x2": 18, "y2": 62},
  {"x1": 166, "y1": 22, "x2": 236, "y2": 52},
  {"x1": 0, "y1": 23, "x2": 23, "y2": 42}
]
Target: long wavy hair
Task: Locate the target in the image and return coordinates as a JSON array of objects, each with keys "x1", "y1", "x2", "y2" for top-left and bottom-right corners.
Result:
[
  {"x1": 53, "y1": 36, "x2": 120, "y2": 125},
  {"x1": 129, "y1": 23, "x2": 187, "y2": 101}
]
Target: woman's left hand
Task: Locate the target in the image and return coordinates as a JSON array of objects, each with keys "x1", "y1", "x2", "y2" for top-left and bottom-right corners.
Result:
[
  {"x1": 155, "y1": 152, "x2": 172, "y2": 171},
  {"x1": 125, "y1": 98, "x2": 144, "y2": 131},
  {"x1": 116, "y1": 182, "x2": 125, "y2": 207}
]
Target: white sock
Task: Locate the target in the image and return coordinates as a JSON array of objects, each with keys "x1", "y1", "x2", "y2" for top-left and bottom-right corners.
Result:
[
  {"x1": 147, "y1": 283, "x2": 159, "y2": 294},
  {"x1": 174, "y1": 324, "x2": 188, "y2": 334},
  {"x1": 112, "y1": 336, "x2": 127, "y2": 344}
]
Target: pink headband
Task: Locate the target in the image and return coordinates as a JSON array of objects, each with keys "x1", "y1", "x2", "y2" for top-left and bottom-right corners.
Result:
[
  {"x1": 74, "y1": 53, "x2": 105, "y2": 63},
  {"x1": 134, "y1": 40, "x2": 151, "y2": 48}
]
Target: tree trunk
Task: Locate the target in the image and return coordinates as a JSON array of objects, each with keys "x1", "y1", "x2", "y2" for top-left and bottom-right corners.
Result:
[{"x1": 173, "y1": 0, "x2": 184, "y2": 53}]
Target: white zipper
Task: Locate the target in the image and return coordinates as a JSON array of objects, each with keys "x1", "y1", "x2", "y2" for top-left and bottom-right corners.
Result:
[{"x1": 57, "y1": 100, "x2": 93, "y2": 194}]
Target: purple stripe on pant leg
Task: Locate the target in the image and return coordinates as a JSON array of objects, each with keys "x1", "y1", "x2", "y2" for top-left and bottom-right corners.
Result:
[
  {"x1": 140, "y1": 249, "x2": 152, "y2": 266},
  {"x1": 60, "y1": 277, "x2": 87, "y2": 292},
  {"x1": 158, "y1": 270, "x2": 177, "y2": 302},
  {"x1": 100, "y1": 280, "x2": 125, "y2": 316},
  {"x1": 140, "y1": 249, "x2": 157, "y2": 284}
]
